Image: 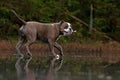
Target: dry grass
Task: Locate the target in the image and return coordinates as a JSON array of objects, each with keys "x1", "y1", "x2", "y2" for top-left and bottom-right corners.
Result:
[
  {"x1": 62, "y1": 41, "x2": 120, "y2": 53},
  {"x1": 0, "y1": 40, "x2": 120, "y2": 58}
]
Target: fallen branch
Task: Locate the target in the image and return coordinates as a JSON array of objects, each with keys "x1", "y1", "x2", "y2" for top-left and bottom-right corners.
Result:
[
  {"x1": 64, "y1": 10, "x2": 113, "y2": 41},
  {"x1": 67, "y1": 13, "x2": 89, "y2": 27}
]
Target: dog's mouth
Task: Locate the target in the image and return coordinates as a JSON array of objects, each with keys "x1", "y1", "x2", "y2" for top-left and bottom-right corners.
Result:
[{"x1": 63, "y1": 29, "x2": 73, "y2": 36}]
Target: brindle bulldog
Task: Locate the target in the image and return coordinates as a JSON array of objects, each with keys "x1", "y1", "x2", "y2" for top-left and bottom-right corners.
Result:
[{"x1": 11, "y1": 10, "x2": 73, "y2": 59}]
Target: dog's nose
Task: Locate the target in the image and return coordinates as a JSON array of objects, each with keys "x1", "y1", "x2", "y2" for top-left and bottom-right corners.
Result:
[{"x1": 69, "y1": 28, "x2": 72, "y2": 31}]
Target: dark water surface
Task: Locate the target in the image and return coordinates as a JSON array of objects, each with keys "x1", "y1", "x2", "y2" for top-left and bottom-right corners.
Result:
[{"x1": 0, "y1": 55, "x2": 120, "y2": 80}]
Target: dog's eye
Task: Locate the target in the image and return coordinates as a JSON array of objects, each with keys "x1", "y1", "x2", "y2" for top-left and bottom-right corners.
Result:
[{"x1": 64, "y1": 26, "x2": 68, "y2": 29}]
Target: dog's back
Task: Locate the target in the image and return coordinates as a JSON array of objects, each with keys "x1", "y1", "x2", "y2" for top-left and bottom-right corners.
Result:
[{"x1": 19, "y1": 21, "x2": 59, "y2": 43}]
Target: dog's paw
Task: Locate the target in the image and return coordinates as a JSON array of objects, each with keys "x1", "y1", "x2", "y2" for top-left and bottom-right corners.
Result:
[{"x1": 55, "y1": 55, "x2": 60, "y2": 60}]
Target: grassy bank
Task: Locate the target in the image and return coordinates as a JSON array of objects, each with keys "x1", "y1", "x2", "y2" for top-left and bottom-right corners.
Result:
[{"x1": 0, "y1": 40, "x2": 120, "y2": 56}]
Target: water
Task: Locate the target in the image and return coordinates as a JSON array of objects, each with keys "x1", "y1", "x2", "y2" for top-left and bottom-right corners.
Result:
[{"x1": 0, "y1": 55, "x2": 120, "y2": 80}]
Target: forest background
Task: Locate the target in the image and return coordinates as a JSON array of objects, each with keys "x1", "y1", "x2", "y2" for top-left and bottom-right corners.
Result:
[{"x1": 0, "y1": 0, "x2": 120, "y2": 44}]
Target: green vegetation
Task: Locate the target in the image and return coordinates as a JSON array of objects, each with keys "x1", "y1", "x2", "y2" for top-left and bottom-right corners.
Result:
[{"x1": 0, "y1": 0, "x2": 120, "y2": 43}]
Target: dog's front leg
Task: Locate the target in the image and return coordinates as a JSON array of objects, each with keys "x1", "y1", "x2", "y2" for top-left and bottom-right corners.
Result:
[
  {"x1": 48, "y1": 39, "x2": 59, "y2": 59},
  {"x1": 54, "y1": 42, "x2": 63, "y2": 56}
]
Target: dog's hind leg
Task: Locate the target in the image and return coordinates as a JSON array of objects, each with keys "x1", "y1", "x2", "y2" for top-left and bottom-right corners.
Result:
[
  {"x1": 16, "y1": 36, "x2": 25, "y2": 58},
  {"x1": 25, "y1": 35, "x2": 36, "y2": 58},
  {"x1": 54, "y1": 42, "x2": 63, "y2": 56},
  {"x1": 25, "y1": 41, "x2": 33, "y2": 58}
]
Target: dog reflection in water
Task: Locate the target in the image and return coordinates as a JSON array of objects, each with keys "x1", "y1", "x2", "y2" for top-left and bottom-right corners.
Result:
[
  {"x1": 15, "y1": 57, "x2": 35, "y2": 80},
  {"x1": 45, "y1": 57, "x2": 63, "y2": 80},
  {"x1": 15, "y1": 57, "x2": 63, "y2": 80},
  {"x1": 15, "y1": 58, "x2": 25, "y2": 80}
]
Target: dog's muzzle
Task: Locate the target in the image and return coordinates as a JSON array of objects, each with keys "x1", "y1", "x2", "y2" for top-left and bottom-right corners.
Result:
[{"x1": 63, "y1": 27, "x2": 73, "y2": 36}]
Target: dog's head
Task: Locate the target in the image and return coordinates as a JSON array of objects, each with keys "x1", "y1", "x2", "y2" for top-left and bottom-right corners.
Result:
[{"x1": 59, "y1": 20, "x2": 73, "y2": 36}]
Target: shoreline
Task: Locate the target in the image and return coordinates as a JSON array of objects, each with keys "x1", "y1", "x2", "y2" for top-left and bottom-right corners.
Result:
[{"x1": 0, "y1": 40, "x2": 120, "y2": 56}]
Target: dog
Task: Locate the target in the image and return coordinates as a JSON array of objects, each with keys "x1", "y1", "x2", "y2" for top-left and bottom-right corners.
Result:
[{"x1": 11, "y1": 10, "x2": 73, "y2": 59}]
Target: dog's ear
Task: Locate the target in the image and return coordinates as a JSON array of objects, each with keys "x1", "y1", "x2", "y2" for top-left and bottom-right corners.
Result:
[
  {"x1": 59, "y1": 20, "x2": 65, "y2": 26},
  {"x1": 59, "y1": 20, "x2": 65, "y2": 33}
]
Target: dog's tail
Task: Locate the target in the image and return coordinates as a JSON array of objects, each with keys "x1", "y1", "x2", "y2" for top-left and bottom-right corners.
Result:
[{"x1": 11, "y1": 10, "x2": 26, "y2": 25}]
